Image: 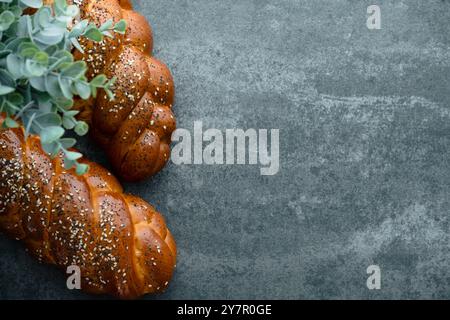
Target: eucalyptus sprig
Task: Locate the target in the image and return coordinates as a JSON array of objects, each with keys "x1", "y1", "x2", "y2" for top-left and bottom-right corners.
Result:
[{"x1": 0, "y1": 0, "x2": 126, "y2": 174}]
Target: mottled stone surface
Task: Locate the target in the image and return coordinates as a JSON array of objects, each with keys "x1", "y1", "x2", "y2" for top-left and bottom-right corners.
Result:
[{"x1": 1, "y1": 0, "x2": 450, "y2": 299}]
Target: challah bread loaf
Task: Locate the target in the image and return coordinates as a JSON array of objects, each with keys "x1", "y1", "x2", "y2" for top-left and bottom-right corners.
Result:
[
  {"x1": 0, "y1": 117, "x2": 176, "y2": 299},
  {"x1": 67, "y1": 0, "x2": 176, "y2": 181}
]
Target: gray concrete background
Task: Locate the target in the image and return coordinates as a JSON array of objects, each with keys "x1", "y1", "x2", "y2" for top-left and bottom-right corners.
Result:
[{"x1": 1, "y1": 0, "x2": 450, "y2": 299}]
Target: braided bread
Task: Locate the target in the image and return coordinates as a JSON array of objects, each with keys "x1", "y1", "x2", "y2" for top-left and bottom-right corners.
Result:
[
  {"x1": 0, "y1": 117, "x2": 177, "y2": 299},
  {"x1": 67, "y1": 0, "x2": 176, "y2": 181}
]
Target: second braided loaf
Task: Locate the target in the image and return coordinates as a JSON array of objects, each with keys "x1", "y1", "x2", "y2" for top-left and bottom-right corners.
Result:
[{"x1": 72, "y1": 0, "x2": 176, "y2": 181}]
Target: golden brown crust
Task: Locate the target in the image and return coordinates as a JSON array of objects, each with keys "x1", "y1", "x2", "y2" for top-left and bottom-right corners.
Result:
[
  {"x1": 71, "y1": 0, "x2": 176, "y2": 181},
  {"x1": 0, "y1": 119, "x2": 176, "y2": 299}
]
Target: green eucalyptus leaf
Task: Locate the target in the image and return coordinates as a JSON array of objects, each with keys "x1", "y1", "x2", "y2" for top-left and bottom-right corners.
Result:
[
  {"x1": 0, "y1": 10, "x2": 16, "y2": 32},
  {"x1": 10, "y1": 6, "x2": 23, "y2": 18},
  {"x1": 35, "y1": 6, "x2": 52, "y2": 29},
  {"x1": 55, "y1": 98, "x2": 73, "y2": 110},
  {"x1": 4, "y1": 117, "x2": 19, "y2": 128},
  {"x1": 63, "y1": 111, "x2": 78, "y2": 118},
  {"x1": 5, "y1": 37, "x2": 28, "y2": 51},
  {"x1": 59, "y1": 137, "x2": 76, "y2": 149},
  {"x1": 40, "y1": 125, "x2": 64, "y2": 144},
  {"x1": 62, "y1": 115, "x2": 75, "y2": 129},
  {"x1": 20, "y1": 46, "x2": 38, "y2": 58},
  {"x1": 102, "y1": 30, "x2": 113, "y2": 38},
  {"x1": 37, "y1": 99, "x2": 52, "y2": 113},
  {"x1": 58, "y1": 75, "x2": 73, "y2": 99},
  {"x1": 75, "y1": 163, "x2": 89, "y2": 175},
  {"x1": 45, "y1": 74, "x2": 63, "y2": 97},
  {"x1": 74, "y1": 80, "x2": 90, "y2": 99},
  {"x1": 35, "y1": 27, "x2": 65, "y2": 45},
  {"x1": 16, "y1": 15, "x2": 32, "y2": 39},
  {"x1": 49, "y1": 50, "x2": 73, "y2": 70},
  {"x1": 64, "y1": 150, "x2": 82, "y2": 161},
  {"x1": 33, "y1": 51, "x2": 49, "y2": 64},
  {"x1": 61, "y1": 61, "x2": 86, "y2": 78},
  {"x1": 70, "y1": 37, "x2": 83, "y2": 53},
  {"x1": 44, "y1": 45, "x2": 58, "y2": 56},
  {"x1": 25, "y1": 59, "x2": 46, "y2": 77},
  {"x1": 0, "y1": 85, "x2": 15, "y2": 95},
  {"x1": 54, "y1": 0, "x2": 67, "y2": 11},
  {"x1": 40, "y1": 142, "x2": 52, "y2": 155},
  {"x1": 114, "y1": 19, "x2": 127, "y2": 34},
  {"x1": 74, "y1": 121, "x2": 89, "y2": 136},
  {"x1": 105, "y1": 87, "x2": 115, "y2": 101},
  {"x1": 63, "y1": 158, "x2": 75, "y2": 170},
  {"x1": 69, "y1": 27, "x2": 83, "y2": 39},
  {"x1": 36, "y1": 113, "x2": 62, "y2": 126},
  {"x1": 54, "y1": 15, "x2": 73, "y2": 25},
  {"x1": 29, "y1": 76, "x2": 46, "y2": 91},
  {"x1": 70, "y1": 19, "x2": 88, "y2": 38},
  {"x1": 65, "y1": 5, "x2": 79, "y2": 17},
  {"x1": 83, "y1": 26, "x2": 103, "y2": 42},
  {"x1": 41, "y1": 141, "x2": 60, "y2": 157},
  {"x1": 99, "y1": 19, "x2": 113, "y2": 32},
  {"x1": 90, "y1": 74, "x2": 107, "y2": 87},
  {"x1": 0, "y1": 49, "x2": 12, "y2": 59},
  {"x1": 0, "y1": 69, "x2": 15, "y2": 87},
  {"x1": 7, "y1": 92, "x2": 24, "y2": 105},
  {"x1": 20, "y1": 0, "x2": 43, "y2": 9},
  {"x1": 18, "y1": 41, "x2": 39, "y2": 57},
  {"x1": 6, "y1": 54, "x2": 23, "y2": 79}
]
